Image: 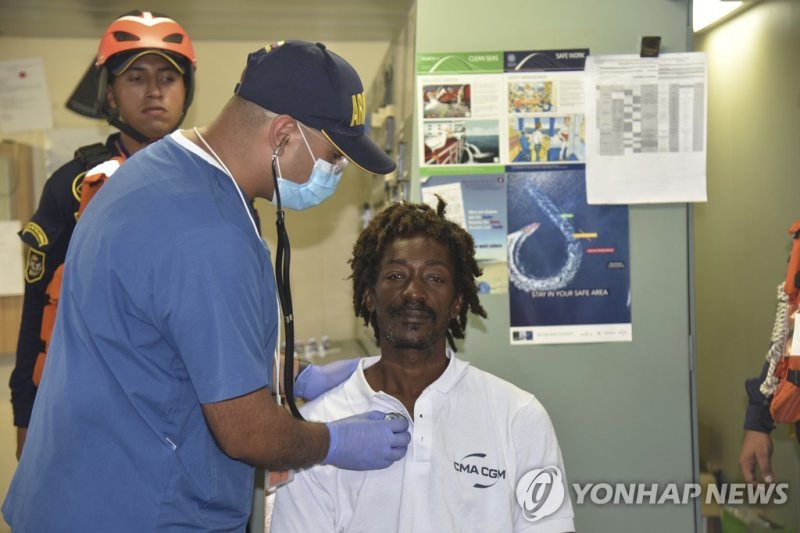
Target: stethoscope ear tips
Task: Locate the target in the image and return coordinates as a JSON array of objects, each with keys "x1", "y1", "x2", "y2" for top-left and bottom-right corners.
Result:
[{"x1": 273, "y1": 137, "x2": 289, "y2": 157}]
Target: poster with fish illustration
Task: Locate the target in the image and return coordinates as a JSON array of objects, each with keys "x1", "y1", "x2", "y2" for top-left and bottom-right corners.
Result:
[{"x1": 507, "y1": 167, "x2": 631, "y2": 344}]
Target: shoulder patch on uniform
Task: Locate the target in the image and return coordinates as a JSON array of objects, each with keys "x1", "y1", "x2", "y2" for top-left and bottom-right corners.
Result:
[
  {"x1": 25, "y1": 248, "x2": 45, "y2": 284},
  {"x1": 21, "y1": 221, "x2": 49, "y2": 247},
  {"x1": 72, "y1": 172, "x2": 86, "y2": 202}
]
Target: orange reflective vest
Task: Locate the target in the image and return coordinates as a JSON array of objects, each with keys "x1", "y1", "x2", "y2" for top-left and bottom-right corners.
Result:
[
  {"x1": 770, "y1": 220, "x2": 800, "y2": 424},
  {"x1": 32, "y1": 156, "x2": 125, "y2": 386}
]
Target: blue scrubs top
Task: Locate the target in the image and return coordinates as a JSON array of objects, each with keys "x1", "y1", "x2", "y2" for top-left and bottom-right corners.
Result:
[{"x1": 3, "y1": 134, "x2": 277, "y2": 532}]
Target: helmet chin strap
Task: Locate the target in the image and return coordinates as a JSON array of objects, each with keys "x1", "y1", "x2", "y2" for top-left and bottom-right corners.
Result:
[
  {"x1": 107, "y1": 111, "x2": 188, "y2": 146},
  {"x1": 108, "y1": 115, "x2": 151, "y2": 145}
]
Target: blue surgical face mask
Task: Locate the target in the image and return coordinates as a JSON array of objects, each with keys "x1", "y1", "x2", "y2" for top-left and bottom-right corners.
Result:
[{"x1": 271, "y1": 125, "x2": 345, "y2": 211}]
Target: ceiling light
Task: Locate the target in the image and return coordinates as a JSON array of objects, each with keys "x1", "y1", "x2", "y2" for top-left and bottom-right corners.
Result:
[{"x1": 693, "y1": 0, "x2": 745, "y2": 32}]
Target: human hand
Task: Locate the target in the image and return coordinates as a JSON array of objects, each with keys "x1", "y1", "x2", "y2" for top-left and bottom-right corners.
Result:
[
  {"x1": 323, "y1": 411, "x2": 411, "y2": 470},
  {"x1": 294, "y1": 358, "x2": 360, "y2": 401},
  {"x1": 739, "y1": 430, "x2": 774, "y2": 483}
]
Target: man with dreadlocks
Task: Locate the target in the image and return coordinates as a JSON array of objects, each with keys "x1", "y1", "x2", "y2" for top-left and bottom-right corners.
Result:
[{"x1": 272, "y1": 198, "x2": 575, "y2": 532}]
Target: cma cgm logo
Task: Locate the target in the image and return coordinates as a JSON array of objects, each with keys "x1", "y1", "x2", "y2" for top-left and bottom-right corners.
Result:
[
  {"x1": 453, "y1": 453, "x2": 506, "y2": 488},
  {"x1": 515, "y1": 466, "x2": 565, "y2": 522}
]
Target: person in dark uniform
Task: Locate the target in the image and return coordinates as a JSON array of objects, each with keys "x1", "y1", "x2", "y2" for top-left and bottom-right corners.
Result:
[
  {"x1": 739, "y1": 224, "x2": 800, "y2": 484},
  {"x1": 10, "y1": 10, "x2": 197, "y2": 459},
  {"x1": 740, "y1": 352, "x2": 800, "y2": 484}
]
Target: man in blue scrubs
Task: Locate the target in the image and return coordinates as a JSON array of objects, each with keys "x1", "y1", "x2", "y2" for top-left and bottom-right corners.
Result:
[{"x1": 3, "y1": 41, "x2": 409, "y2": 532}]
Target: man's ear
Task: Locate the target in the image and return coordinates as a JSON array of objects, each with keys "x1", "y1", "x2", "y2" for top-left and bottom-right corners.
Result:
[
  {"x1": 364, "y1": 289, "x2": 376, "y2": 313},
  {"x1": 268, "y1": 115, "x2": 297, "y2": 155},
  {"x1": 105, "y1": 85, "x2": 118, "y2": 111},
  {"x1": 450, "y1": 293, "x2": 464, "y2": 319}
]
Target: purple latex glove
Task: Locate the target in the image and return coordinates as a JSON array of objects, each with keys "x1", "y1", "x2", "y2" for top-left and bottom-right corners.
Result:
[
  {"x1": 323, "y1": 411, "x2": 411, "y2": 470},
  {"x1": 294, "y1": 358, "x2": 360, "y2": 401}
]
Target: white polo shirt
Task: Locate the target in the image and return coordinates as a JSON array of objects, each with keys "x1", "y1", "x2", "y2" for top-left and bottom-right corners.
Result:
[{"x1": 271, "y1": 352, "x2": 575, "y2": 532}]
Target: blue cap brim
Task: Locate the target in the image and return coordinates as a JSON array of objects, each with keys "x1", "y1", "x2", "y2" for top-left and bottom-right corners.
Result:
[{"x1": 322, "y1": 130, "x2": 395, "y2": 175}]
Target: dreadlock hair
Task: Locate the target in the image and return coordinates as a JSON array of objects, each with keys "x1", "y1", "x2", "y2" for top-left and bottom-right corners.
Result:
[{"x1": 349, "y1": 196, "x2": 488, "y2": 352}]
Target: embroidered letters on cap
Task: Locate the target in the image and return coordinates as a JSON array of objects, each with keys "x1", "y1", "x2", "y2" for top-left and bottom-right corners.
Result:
[{"x1": 350, "y1": 92, "x2": 366, "y2": 127}]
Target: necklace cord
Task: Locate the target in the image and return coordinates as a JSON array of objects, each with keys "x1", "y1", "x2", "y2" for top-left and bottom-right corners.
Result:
[{"x1": 194, "y1": 128, "x2": 303, "y2": 419}]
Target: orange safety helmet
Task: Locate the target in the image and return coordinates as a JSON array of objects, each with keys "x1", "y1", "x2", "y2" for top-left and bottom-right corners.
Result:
[
  {"x1": 96, "y1": 11, "x2": 195, "y2": 71},
  {"x1": 67, "y1": 10, "x2": 196, "y2": 141}
]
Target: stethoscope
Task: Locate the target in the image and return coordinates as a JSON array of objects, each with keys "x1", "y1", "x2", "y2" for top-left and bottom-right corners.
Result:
[
  {"x1": 194, "y1": 129, "x2": 304, "y2": 420},
  {"x1": 271, "y1": 138, "x2": 304, "y2": 420}
]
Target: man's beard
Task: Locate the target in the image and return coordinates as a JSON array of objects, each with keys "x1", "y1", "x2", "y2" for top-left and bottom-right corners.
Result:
[{"x1": 379, "y1": 300, "x2": 441, "y2": 350}]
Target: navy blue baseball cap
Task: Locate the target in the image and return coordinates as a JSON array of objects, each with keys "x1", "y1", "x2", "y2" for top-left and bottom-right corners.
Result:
[{"x1": 235, "y1": 40, "x2": 395, "y2": 175}]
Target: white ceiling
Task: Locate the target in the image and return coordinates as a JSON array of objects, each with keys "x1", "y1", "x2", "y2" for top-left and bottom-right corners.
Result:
[{"x1": 0, "y1": 0, "x2": 413, "y2": 42}]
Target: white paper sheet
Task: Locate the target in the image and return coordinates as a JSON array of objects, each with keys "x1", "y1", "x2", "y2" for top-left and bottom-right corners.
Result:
[
  {"x1": 585, "y1": 53, "x2": 708, "y2": 204},
  {"x1": 0, "y1": 58, "x2": 54, "y2": 133},
  {"x1": 0, "y1": 220, "x2": 24, "y2": 296}
]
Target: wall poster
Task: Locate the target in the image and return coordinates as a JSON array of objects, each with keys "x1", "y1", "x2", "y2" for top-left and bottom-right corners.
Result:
[
  {"x1": 507, "y1": 168, "x2": 631, "y2": 345},
  {"x1": 416, "y1": 48, "x2": 633, "y2": 344},
  {"x1": 584, "y1": 53, "x2": 708, "y2": 204}
]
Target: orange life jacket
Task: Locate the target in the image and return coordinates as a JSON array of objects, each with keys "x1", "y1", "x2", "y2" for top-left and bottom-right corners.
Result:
[
  {"x1": 769, "y1": 220, "x2": 800, "y2": 424},
  {"x1": 32, "y1": 156, "x2": 125, "y2": 386}
]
